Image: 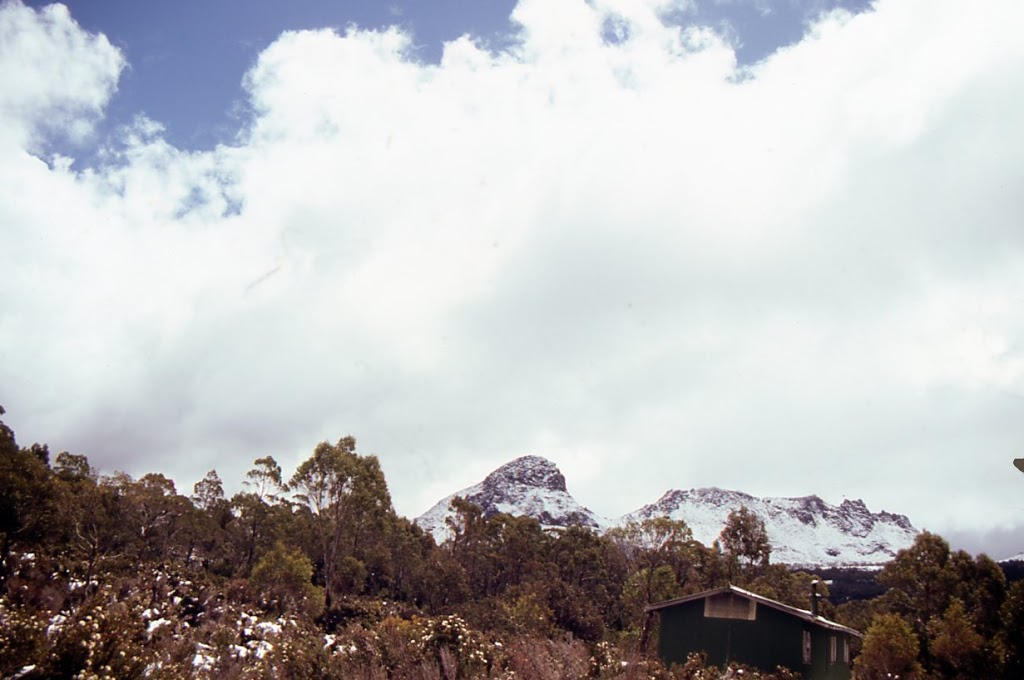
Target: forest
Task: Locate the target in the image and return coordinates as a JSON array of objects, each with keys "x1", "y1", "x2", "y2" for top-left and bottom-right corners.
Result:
[{"x1": 1, "y1": 405, "x2": 1023, "y2": 679}]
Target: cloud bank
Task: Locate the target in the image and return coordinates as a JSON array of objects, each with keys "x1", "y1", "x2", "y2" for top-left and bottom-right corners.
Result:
[{"x1": 2, "y1": 0, "x2": 1023, "y2": 553}]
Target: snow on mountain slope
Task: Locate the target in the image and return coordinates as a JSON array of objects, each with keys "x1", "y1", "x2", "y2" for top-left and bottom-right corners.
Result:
[
  {"x1": 415, "y1": 456, "x2": 918, "y2": 566},
  {"x1": 620, "y1": 487, "x2": 918, "y2": 566},
  {"x1": 415, "y1": 455, "x2": 603, "y2": 543}
]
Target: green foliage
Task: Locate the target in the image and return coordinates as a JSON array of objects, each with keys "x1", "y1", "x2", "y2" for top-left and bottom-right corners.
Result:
[
  {"x1": 999, "y1": 580, "x2": 1024, "y2": 679},
  {"x1": 954, "y1": 552, "x2": 1006, "y2": 638},
  {"x1": 56, "y1": 471, "x2": 136, "y2": 582},
  {"x1": 549, "y1": 525, "x2": 629, "y2": 631},
  {"x1": 834, "y1": 597, "x2": 877, "y2": 658},
  {"x1": 444, "y1": 500, "x2": 557, "y2": 606},
  {"x1": 289, "y1": 438, "x2": 393, "y2": 607},
  {"x1": 446, "y1": 496, "x2": 491, "y2": 596},
  {"x1": 191, "y1": 469, "x2": 226, "y2": 513},
  {"x1": 245, "y1": 456, "x2": 283, "y2": 500},
  {"x1": 54, "y1": 451, "x2": 96, "y2": 483},
  {"x1": 608, "y1": 516, "x2": 698, "y2": 640},
  {"x1": 927, "y1": 598, "x2": 986, "y2": 679},
  {"x1": 718, "y1": 506, "x2": 771, "y2": 583},
  {"x1": 873, "y1": 530, "x2": 1007, "y2": 677},
  {"x1": 0, "y1": 408, "x2": 58, "y2": 555},
  {"x1": 231, "y1": 459, "x2": 290, "y2": 577},
  {"x1": 607, "y1": 520, "x2": 729, "y2": 643},
  {"x1": 878, "y1": 530, "x2": 955, "y2": 631},
  {"x1": 382, "y1": 515, "x2": 437, "y2": 605},
  {"x1": 622, "y1": 566, "x2": 678, "y2": 620},
  {"x1": 855, "y1": 612, "x2": 924, "y2": 680},
  {"x1": 498, "y1": 589, "x2": 553, "y2": 637},
  {"x1": 748, "y1": 567, "x2": 834, "y2": 618},
  {"x1": 608, "y1": 517, "x2": 693, "y2": 571},
  {"x1": 546, "y1": 579, "x2": 606, "y2": 641},
  {"x1": 250, "y1": 542, "x2": 323, "y2": 618}
]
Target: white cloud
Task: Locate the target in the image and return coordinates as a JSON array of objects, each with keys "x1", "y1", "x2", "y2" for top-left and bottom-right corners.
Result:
[
  {"x1": 2, "y1": 0, "x2": 1024, "y2": 551},
  {"x1": 0, "y1": 0, "x2": 123, "y2": 150}
]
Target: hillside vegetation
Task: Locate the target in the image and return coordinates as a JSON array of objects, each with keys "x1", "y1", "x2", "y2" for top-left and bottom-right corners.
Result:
[{"x1": 1, "y1": 406, "x2": 1022, "y2": 678}]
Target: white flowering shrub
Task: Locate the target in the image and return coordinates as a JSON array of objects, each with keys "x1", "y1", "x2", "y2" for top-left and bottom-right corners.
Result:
[
  {"x1": 413, "y1": 614, "x2": 497, "y2": 677},
  {"x1": 0, "y1": 596, "x2": 47, "y2": 676},
  {"x1": 42, "y1": 590, "x2": 151, "y2": 679}
]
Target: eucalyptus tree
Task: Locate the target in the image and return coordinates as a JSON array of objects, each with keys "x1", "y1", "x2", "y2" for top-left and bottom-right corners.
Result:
[
  {"x1": 719, "y1": 506, "x2": 771, "y2": 583},
  {"x1": 289, "y1": 437, "x2": 392, "y2": 608},
  {"x1": 232, "y1": 456, "x2": 286, "y2": 574},
  {"x1": 609, "y1": 516, "x2": 694, "y2": 605},
  {"x1": 0, "y1": 407, "x2": 57, "y2": 558},
  {"x1": 607, "y1": 516, "x2": 694, "y2": 647}
]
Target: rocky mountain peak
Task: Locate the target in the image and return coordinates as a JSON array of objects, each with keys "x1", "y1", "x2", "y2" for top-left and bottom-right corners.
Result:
[
  {"x1": 480, "y1": 455, "x2": 567, "y2": 494},
  {"x1": 414, "y1": 456, "x2": 601, "y2": 542}
]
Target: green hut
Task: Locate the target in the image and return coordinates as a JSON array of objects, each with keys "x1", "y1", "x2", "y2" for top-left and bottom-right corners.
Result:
[{"x1": 646, "y1": 584, "x2": 860, "y2": 680}]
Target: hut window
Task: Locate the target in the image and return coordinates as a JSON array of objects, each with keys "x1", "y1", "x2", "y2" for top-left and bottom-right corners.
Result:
[
  {"x1": 842, "y1": 638, "x2": 850, "y2": 664},
  {"x1": 704, "y1": 593, "x2": 756, "y2": 620},
  {"x1": 802, "y1": 631, "x2": 812, "y2": 664},
  {"x1": 829, "y1": 636, "x2": 837, "y2": 664}
]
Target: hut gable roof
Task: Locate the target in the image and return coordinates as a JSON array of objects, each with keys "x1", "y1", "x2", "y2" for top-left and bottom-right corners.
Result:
[{"x1": 645, "y1": 584, "x2": 861, "y2": 637}]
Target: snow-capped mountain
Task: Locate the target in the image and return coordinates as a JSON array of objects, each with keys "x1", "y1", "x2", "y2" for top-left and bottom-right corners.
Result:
[
  {"x1": 416, "y1": 455, "x2": 603, "y2": 543},
  {"x1": 415, "y1": 456, "x2": 918, "y2": 567},
  {"x1": 621, "y1": 488, "x2": 918, "y2": 567}
]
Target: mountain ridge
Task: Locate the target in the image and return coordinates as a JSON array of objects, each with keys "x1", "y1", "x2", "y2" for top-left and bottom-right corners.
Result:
[
  {"x1": 415, "y1": 455, "x2": 919, "y2": 567},
  {"x1": 622, "y1": 486, "x2": 917, "y2": 566},
  {"x1": 416, "y1": 455, "x2": 604, "y2": 543}
]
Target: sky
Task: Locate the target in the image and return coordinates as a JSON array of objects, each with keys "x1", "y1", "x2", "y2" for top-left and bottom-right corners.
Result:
[{"x1": 2, "y1": 0, "x2": 1023, "y2": 558}]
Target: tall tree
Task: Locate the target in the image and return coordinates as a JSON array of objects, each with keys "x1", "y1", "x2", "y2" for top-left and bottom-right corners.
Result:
[
  {"x1": 232, "y1": 456, "x2": 286, "y2": 574},
  {"x1": 246, "y1": 456, "x2": 284, "y2": 502},
  {"x1": 0, "y1": 407, "x2": 57, "y2": 557},
  {"x1": 878, "y1": 531, "x2": 956, "y2": 640},
  {"x1": 189, "y1": 469, "x2": 234, "y2": 572},
  {"x1": 445, "y1": 496, "x2": 489, "y2": 597},
  {"x1": 485, "y1": 513, "x2": 550, "y2": 594},
  {"x1": 112, "y1": 472, "x2": 193, "y2": 563},
  {"x1": 608, "y1": 516, "x2": 694, "y2": 649},
  {"x1": 54, "y1": 463, "x2": 129, "y2": 585},
  {"x1": 548, "y1": 525, "x2": 628, "y2": 627},
  {"x1": 191, "y1": 469, "x2": 226, "y2": 514},
  {"x1": 719, "y1": 506, "x2": 771, "y2": 583},
  {"x1": 289, "y1": 437, "x2": 391, "y2": 608},
  {"x1": 610, "y1": 517, "x2": 693, "y2": 607},
  {"x1": 383, "y1": 515, "x2": 435, "y2": 604},
  {"x1": 951, "y1": 552, "x2": 1006, "y2": 638}
]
